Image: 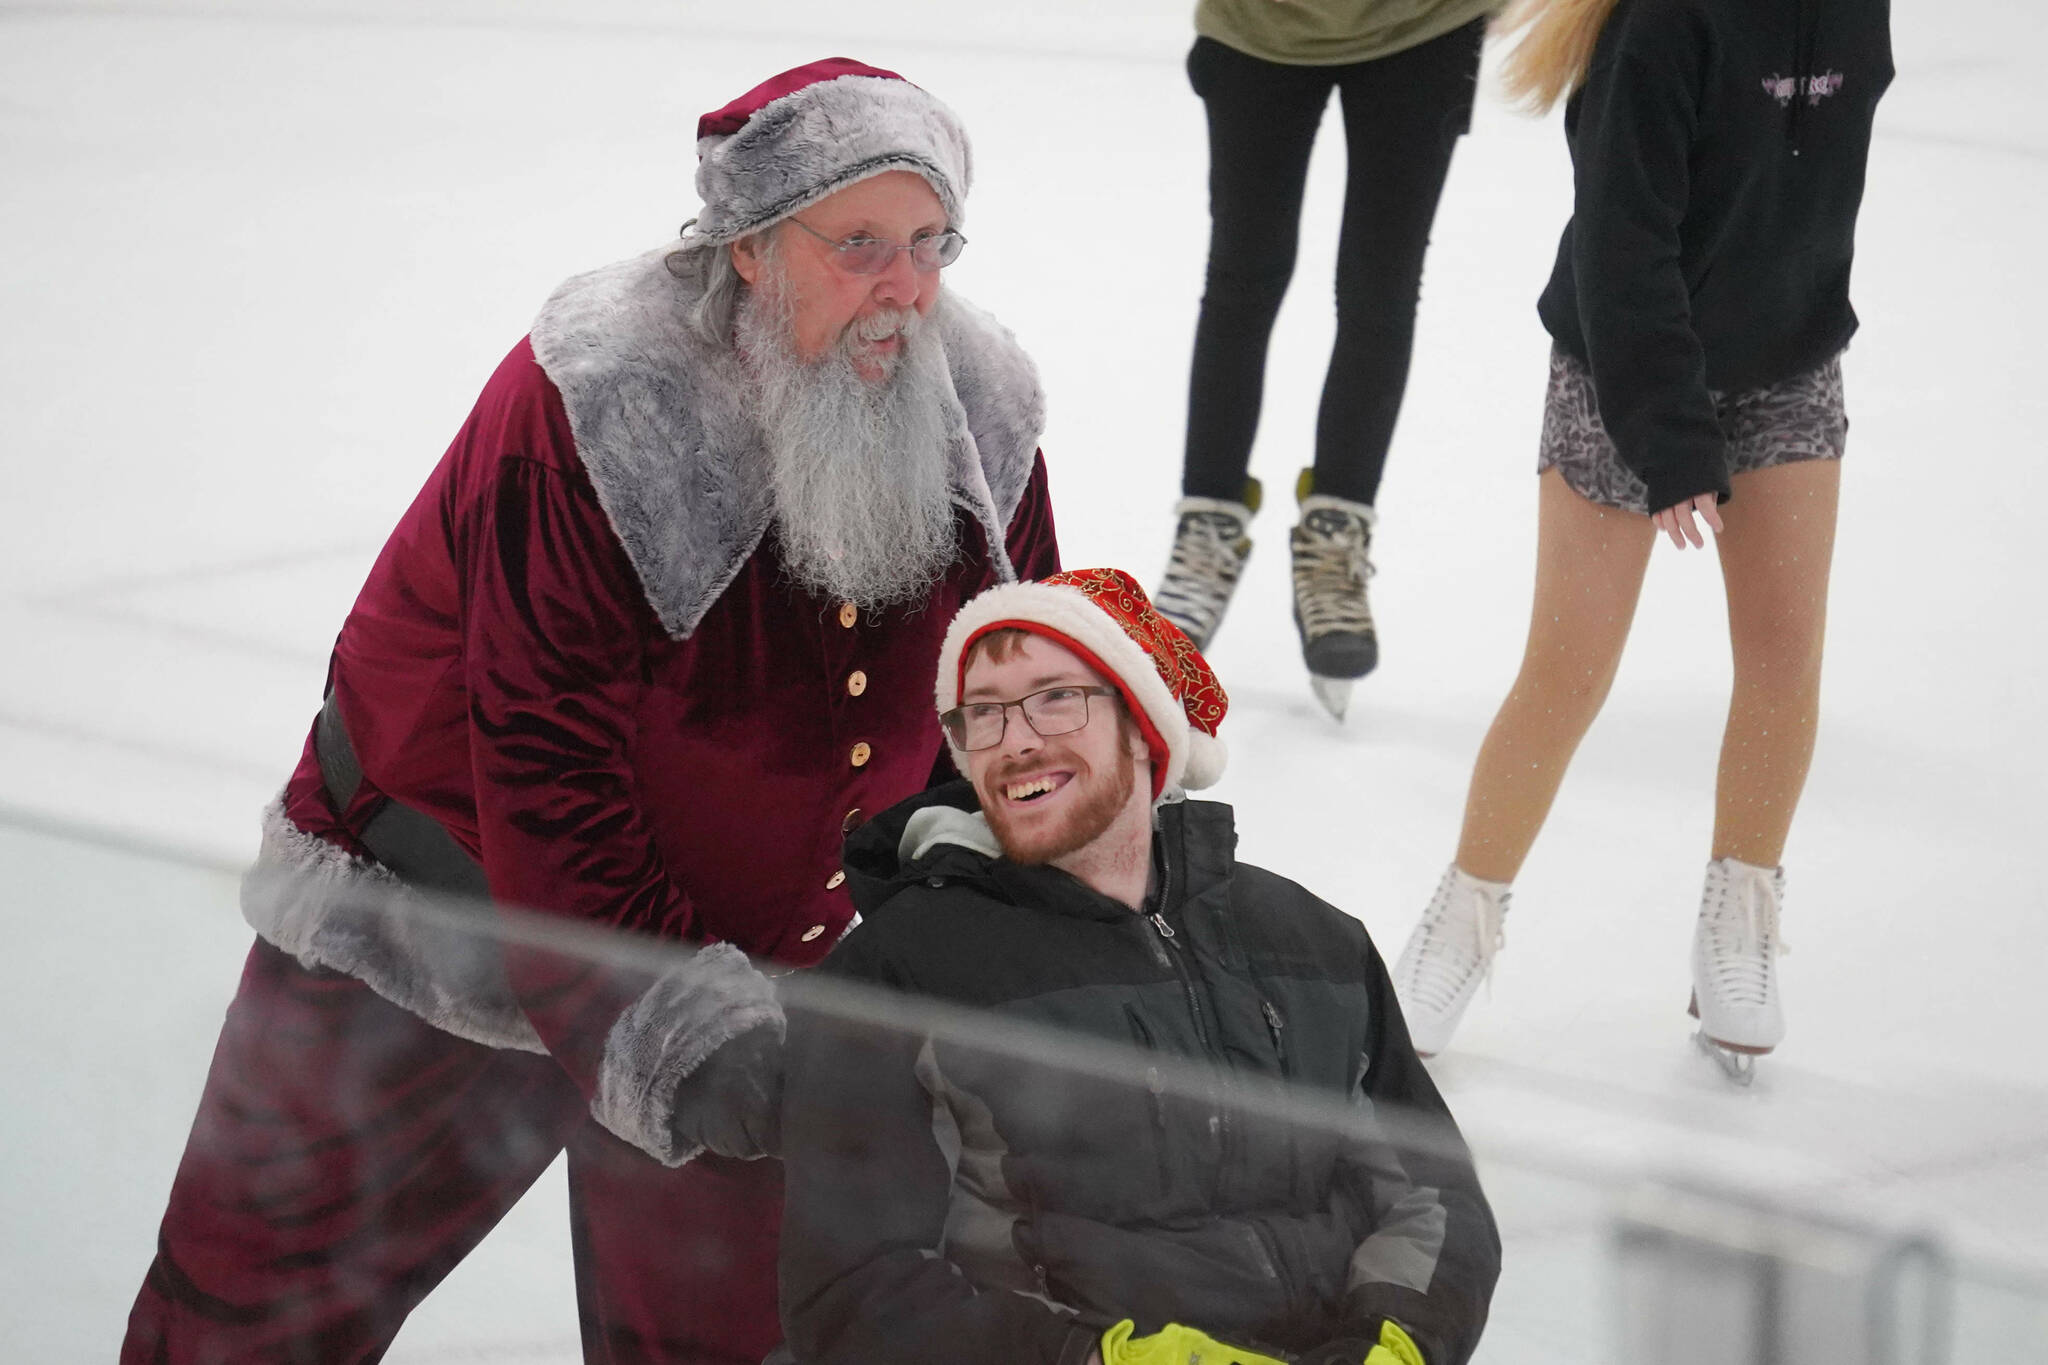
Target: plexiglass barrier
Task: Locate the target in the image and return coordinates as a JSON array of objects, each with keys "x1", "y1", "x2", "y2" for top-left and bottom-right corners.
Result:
[{"x1": 6, "y1": 819, "x2": 2043, "y2": 1364}]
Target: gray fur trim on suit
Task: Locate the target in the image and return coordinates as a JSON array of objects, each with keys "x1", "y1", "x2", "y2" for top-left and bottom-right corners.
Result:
[
  {"x1": 242, "y1": 800, "x2": 787, "y2": 1166},
  {"x1": 241, "y1": 798, "x2": 547, "y2": 1053},
  {"x1": 691, "y1": 74, "x2": 971, "y2": 241},
  {"x1": 593, "y1": 942, "x2": 785, "y2": 1166},
  {"x1": 528, "y1": 245, "x2": 1045, "y2": 640}
]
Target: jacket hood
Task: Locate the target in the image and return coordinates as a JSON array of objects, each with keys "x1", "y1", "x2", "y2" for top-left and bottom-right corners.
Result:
[
  {"x1": 842, "y1": 779, "x2": 1012, "y2": 917},
  {"x1": 842, "y1": 781, "x2": 1241, "y2": 926}
]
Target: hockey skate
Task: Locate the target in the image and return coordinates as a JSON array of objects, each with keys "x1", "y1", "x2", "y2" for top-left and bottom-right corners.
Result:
[
  {"x1": 1688, "y1": 857, "x2": 1789, "y2": 1085},
  {"x1": 1392, "y1": 865, "x2": 1512, "y2": 1058},
  {"x1": 1289, "y1": 473, "x2": 1378, "y2": 720},
  {"x1": 1154, "y1": 480, "x2": 1260, "y2": 652}
]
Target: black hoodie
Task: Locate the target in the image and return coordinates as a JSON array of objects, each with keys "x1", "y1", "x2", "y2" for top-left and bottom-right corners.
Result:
[
  {"x1": 1536, "y1": 0, "x2": 1893, "y2": 512},
  {"x1": 778, "y1": 783, "x2": 1500, "y2": 1365}
]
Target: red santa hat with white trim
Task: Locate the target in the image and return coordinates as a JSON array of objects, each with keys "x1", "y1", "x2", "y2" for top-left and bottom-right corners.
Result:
[
  {"x1": 935, "y1": 568, "x2": 1230, "y2": 800},
  {"x1": 688, "y1": 57, "x2": 972, "y2": 244}
]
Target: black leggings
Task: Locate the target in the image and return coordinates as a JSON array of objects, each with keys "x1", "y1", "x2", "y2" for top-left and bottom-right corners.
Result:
[{"x1": 1182, "y1": 21, "x2": 1485, "y2": 506}]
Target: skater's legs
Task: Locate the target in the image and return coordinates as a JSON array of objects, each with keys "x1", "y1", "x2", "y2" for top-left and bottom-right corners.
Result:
[
  {"x1": 1709, "y1": 459, "x2": 1841, "y2": 866},
  {"x1": 1181, "y1": 39, "x2": 1333, "y2": 500},
  {"x1": 125, "y1": 939, "x2": 583, "y2": 1364},
  {"x1": 1315, "y1": 17, "x2": 1485, "y2": 505},
  {"x1": 1455, "y1": 469, "x2": 1656, "y2": 883},
  {"x1": 566, "y1": 1124, "x2": 784, "y2": 1364}
]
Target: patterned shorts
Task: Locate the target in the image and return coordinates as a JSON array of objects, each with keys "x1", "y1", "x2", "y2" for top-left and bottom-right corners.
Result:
[{"x1": 1536, "y1": 347, "x2": 1848, "y2": 514}]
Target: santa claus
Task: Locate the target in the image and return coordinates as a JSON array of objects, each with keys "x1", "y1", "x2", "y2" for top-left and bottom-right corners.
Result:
[{"x1": 125, "y1": 57, "x2": 1058, "y2": 1364}]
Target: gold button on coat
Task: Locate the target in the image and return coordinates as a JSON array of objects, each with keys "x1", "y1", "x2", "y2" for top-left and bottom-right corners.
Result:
[
  {"x1": 846, "y1": 670, "x2": 868, "y2": 697},
  {"x1": 849, "y1": 741, "x2": 872, "y2": 767},
  {"x1": 842, "y1": 807, "x2": 863, "y2": 833},
  {"x1": 801, "y1": 924, "x2": 826, "y2": 942},
  {"x1": 837, "y1": 602, "x2": 858, "y2": 629},
  {"x1": 825, "y1": 870, "x2": 846, "y2": 890}
]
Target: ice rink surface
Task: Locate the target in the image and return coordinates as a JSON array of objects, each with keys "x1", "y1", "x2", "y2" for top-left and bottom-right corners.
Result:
[{"x1": 3, "y1": 1, "x2": 2045, "y2": 1359}]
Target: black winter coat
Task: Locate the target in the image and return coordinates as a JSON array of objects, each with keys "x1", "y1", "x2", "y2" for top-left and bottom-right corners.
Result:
[
  {"x1": 778, "y1": 783, "x2": 1500, "y2": 1365},
  {"x1": 1537, "y1": 0, "x2": 1893, "y2": 512}
]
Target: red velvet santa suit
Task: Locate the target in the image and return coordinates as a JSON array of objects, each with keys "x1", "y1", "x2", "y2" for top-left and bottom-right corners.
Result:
[{"x1": 124, "y1": 239, "x2": 1057, "y2": 1363}]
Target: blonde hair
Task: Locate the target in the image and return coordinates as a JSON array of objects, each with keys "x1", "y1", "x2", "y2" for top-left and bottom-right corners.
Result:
[{"x1": 1495, "y1": 0, "x2": 1627, "y2": 114}]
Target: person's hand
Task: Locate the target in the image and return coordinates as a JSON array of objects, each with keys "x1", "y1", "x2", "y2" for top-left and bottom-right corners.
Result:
[
  {"x1": 1098, "y1": 1320, "x2": 1286, "y2": 1365},
  {"x1": 668, "y1": 1023, "x2": 783, "y2": 1160},
  {"x1": 1650, "y1": 492, "x2": 1724, "y2": 549}
]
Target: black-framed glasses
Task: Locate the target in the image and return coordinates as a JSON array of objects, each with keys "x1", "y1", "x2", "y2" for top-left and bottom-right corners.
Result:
[
  {"x1": 786, "y1": 216, "x2": 967, "y2": 274},
  {"x1": 940, "y1": 685, "x2": 1119, "y2": 752}
]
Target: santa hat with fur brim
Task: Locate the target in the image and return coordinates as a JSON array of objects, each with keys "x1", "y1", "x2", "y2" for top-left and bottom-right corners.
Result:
[
  {"x1": 689, "y1": 57, "x2": 972, "y2": 243},
  {"x1": 935, "y1": 568, "x2": 1229, "y2": 800}
]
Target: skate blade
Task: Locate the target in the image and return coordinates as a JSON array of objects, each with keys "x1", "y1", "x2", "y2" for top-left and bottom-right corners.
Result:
[
  {"x1": 1693, "y1": 1029, "x2": 1760, "y2": 1085},
  {"x1": 1309, "y1": 675, "x2": 1353, "y2": 720},
  {"x1": 1687, "y1": 993, "x2": 1772, "y2": 1085}
]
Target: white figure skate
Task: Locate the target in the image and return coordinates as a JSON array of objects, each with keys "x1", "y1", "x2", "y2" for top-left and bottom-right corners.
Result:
[
  {"x1": 1689, "y1": 857, "x2": 1789, "y2": 1085},
  {"x1": 1392, "y1": 865, "x2": 1512, "y2": 1057}
]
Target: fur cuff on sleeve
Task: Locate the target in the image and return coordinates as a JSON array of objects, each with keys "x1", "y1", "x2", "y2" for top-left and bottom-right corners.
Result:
[
  {"x1": 242, "y1": 798, "x2": 546, "y2": 1052},
  {"x1": 591, "y1": 942, "x2": 785, "y2": 1165}
]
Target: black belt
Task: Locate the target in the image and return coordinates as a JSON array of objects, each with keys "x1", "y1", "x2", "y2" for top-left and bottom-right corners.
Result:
[{"x1": 315, "y1": 690, "x2": 489, "y2": 898}]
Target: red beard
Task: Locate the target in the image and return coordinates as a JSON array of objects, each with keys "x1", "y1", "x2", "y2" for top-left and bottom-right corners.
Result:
[{"x1": 980, "y1": 742, "x2": 1138, "y2": 866}]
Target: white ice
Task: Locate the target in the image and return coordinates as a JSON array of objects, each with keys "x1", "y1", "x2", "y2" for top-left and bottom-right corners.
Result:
[{"x1": 3, "y1": 1, "x2": 2045, "y2": 1360}]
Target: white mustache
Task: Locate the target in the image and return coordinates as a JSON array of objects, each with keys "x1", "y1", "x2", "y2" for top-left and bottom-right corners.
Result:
[{"x1": 851, "y1": 308, "x2": 921, "y2": 344}]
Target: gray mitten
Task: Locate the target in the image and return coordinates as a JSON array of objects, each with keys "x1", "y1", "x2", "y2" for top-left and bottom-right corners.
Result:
[
  {"x1": 670, "y1": 1022, "x2": 784, "y2": 1161},
  {"x1": 592, "y1": 941, "x2": 784, "y2": 1165}
]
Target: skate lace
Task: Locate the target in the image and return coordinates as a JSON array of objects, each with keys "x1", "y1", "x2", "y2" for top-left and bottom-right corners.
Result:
[
  {"x1": 1700, "y1": 865, "x2": 1787, "y2": 1007},
  {"x1": 1156, "y1": 511, "x2": 1248, "y2": 639},
  {"x1": 1292, "y1": 508, "x2": 1376, "y2": 639},
  {"x1": 1400, "y1": 872, "x2": 1508, "y2": 1012}
]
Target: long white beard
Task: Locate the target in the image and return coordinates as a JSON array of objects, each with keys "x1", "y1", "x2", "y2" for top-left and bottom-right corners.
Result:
[{"x1": 736, "y1": 273, "x2": 962, "y2": 611}]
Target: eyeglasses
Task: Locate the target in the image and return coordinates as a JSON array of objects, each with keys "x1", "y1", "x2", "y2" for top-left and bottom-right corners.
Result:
[
  {"x1": 786, "y1": 216, "x2": 967, "y2": 274},
  {"x1": 940, "y1": 686, "x2": 1120, "y2": 752}
]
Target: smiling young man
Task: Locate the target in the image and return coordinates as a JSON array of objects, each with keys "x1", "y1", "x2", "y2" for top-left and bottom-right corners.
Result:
[{"x1": 777, "y1": 569, "x2": 1500, "y2": 1365}]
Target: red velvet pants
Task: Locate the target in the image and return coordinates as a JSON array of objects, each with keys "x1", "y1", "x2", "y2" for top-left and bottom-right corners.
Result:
[{"x1": 124, "y1": 940, "x2": 783, "y2": 1364}]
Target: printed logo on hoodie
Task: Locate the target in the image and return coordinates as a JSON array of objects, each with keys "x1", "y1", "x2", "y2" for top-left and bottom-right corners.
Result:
[{"x1": 1763, "y1": 71, "x2": 1845, "y2": 107}]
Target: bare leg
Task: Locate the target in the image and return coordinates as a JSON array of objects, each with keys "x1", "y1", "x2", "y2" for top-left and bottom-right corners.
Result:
[
  {"x1": 1709, "y1": 459, "x2": 1842, "y2": 866},
  {"x1": 1456, "y1": 469, "x2": 1656, "y2": 883}
]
